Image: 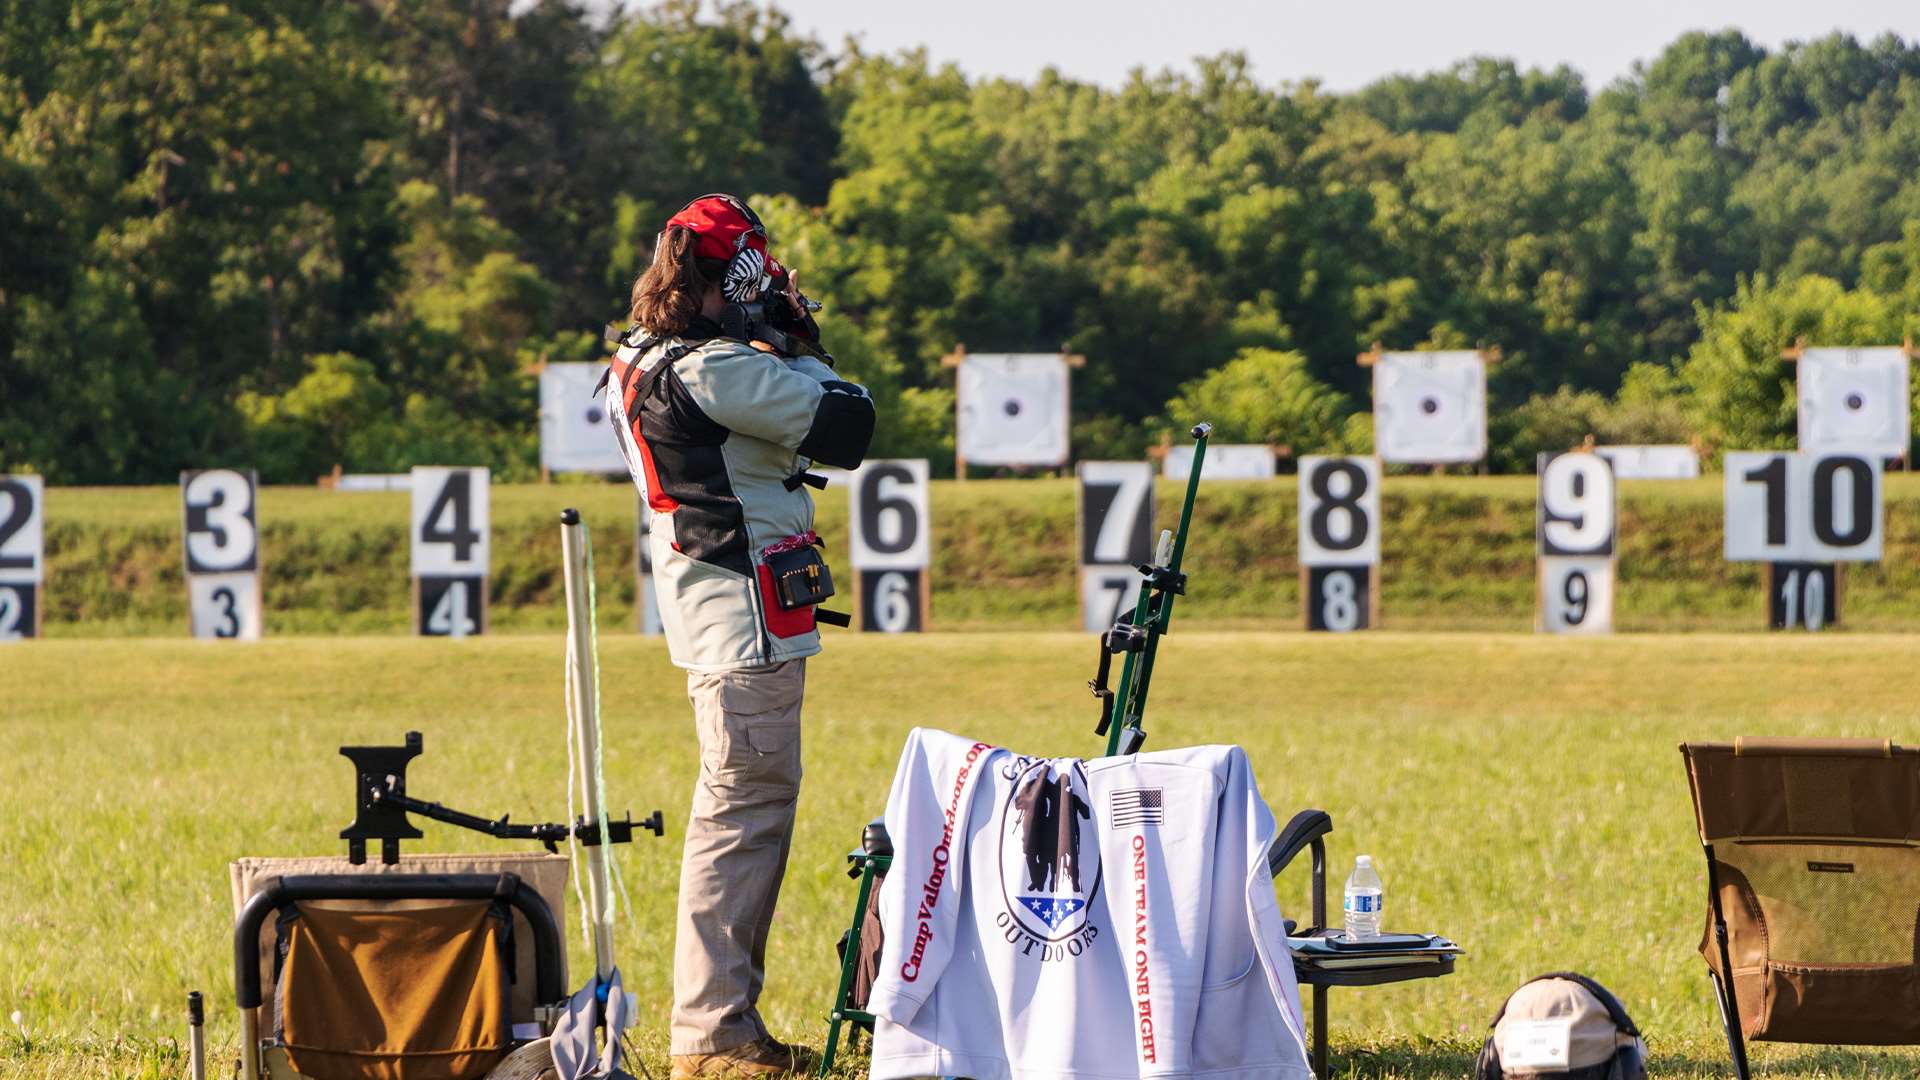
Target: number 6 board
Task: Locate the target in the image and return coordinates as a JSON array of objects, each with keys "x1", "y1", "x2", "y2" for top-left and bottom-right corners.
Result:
[
  {"x1": 180, "y1": 469, "x2": 264, "y2": 640},
  {"x1": 1536, "y1": 451, "x2": 1616, "y2": 634},
  {"x1": 411, "y1": 466, "x2": 489, "y2": 637},
  {"x1": 1297, "y1": 456, "x2": 1380, "y2": 631},
  {"x1": 0, "y1": 475, "x2": 45, "y2": 640},
  {"x1": 847, "y1": 459, "x2": 931, "y2": 632}
]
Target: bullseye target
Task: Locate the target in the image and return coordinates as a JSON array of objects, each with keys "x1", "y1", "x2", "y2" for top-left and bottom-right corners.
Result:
[
  {"x1": 540, "y1": 362, "x2": 627, "y2": 474},
  {"x1": 1370, "y1": 350, "x2": 1488, "y2": 464},
  {"x1": 956, "y1": 353, "x2": 1070, "y2": 467},
  {"x1": 1797, "y1": 347, "x2": 1910, "y2": 458}
]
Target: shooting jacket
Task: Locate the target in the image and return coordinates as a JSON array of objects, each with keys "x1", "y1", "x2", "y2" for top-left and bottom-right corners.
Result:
[
  {"x1": 605, "y1": 325, "x2": 874, "y2": 672},
  {"x1": 868, "y1": 728, "x2": 1315, "y2": 1080}
]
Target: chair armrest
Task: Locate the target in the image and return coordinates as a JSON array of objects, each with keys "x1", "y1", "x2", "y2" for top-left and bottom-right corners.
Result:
[{"x1": 1268, "y1": 809, "x2": 1333, "y2": 878}]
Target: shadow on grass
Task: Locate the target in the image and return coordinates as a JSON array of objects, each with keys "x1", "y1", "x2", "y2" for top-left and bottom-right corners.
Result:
[
  {"x1": 814, "y1": 1037, "x2": 1920, "y2": 1079},
  {"x1": 817, "y1": 1038, "x2": 1488, "y2": 1079}
]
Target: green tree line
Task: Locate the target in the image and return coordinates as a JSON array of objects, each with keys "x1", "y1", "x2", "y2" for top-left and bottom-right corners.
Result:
[{"x1": 5, "y1": 1, "x2": 1920, "y2": 482}]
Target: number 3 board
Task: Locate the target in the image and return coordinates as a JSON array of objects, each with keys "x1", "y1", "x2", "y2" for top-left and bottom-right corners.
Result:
[{"x1": 180, "y1": 469, "x2": 264, "y2": 640}]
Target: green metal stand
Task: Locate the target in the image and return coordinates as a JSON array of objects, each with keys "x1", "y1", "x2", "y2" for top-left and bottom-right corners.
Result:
[
  {"x1": 819, "y1": 847, "x2": 889, "y2": 1076},
  {"x1": 1093, "y1": 423, "x2": 1212, "y2": 757}
]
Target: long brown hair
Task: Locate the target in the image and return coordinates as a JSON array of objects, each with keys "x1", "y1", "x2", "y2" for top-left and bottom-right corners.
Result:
[{"x1": 628, "y1": 226, "x2": 727, "y2": 336}]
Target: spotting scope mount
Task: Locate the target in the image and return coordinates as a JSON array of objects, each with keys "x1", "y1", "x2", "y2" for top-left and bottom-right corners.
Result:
[{"x1": 339, "y1": 731, "x2": 664, "y2": 865}]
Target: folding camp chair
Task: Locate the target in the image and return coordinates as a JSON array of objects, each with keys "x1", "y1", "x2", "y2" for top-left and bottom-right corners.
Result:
[
  {"x1": 230, "y1": 853, "x2": 572, "y2": 1080},
  {"x1": 1682, "y1": 738, "x2": 1920, "y2": 1079},
  {"x1": 1269, "y1": 809, "x2": 1457, "y2": 1079}
]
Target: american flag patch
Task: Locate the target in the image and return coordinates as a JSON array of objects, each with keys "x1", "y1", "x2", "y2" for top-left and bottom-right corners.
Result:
[{"x1": 1110, "y1": 788, "x2": 1164, "y2": 828}]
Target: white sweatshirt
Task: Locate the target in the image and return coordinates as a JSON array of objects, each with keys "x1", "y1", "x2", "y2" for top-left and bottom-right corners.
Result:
[{"x1": 868, "y1": 728, "x2": 1315, "y2": 1080}]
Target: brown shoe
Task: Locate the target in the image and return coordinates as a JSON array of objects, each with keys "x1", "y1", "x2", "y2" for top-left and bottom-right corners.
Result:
[{"x1": 670, "y1": 1038, "x2": 814, "y2": 1079}]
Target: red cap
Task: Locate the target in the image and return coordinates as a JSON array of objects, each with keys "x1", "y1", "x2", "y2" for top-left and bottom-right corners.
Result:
[{"x1": 666, "y1": 194, "x2": 772, "y2": 265}]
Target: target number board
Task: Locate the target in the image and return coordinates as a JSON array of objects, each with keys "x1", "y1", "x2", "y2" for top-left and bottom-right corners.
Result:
[
  {"x1": 1077, "y1": 461, "x2": 1154, "y2": 633},
  {"x1": 1724, "y1": 452, "x2": 1882, "y2": 563},
  {"x1": 848, "y1": 459, "x2": 931, "y2": 632},
  {"x1": 1536, "y1": 451, "x2": 1616, "y2": 634},
  {"x1": 181, "y1": 469, "x2": 264, "y2": 640},
  {"x1": 1769, "y1": 563, "x2": 1838, "y2": 631},
  {"x1": 1726, "y1": 451, "x2": 1881, "y2": 633},
  {"x1": 411, "y1": 466, "x2": 490, "y2": 637},
  {"x1": 0, "y1": 475, "x2": 44, "y2": 640},
  {"x1": 1298, "y1": 456, "x2": 1380, "y2": 631}
]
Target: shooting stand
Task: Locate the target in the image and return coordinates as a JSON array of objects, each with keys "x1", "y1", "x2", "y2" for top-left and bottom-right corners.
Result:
[
  {"x1": 339, "y1": 730, "x2": 663, "y2": 866},
  {"x1": 819, "y1": 424, "x2": 1215, "y2": 1075},
  {"x1": 1088, "y1": 422, "x2": 1211, "y2": 756}
]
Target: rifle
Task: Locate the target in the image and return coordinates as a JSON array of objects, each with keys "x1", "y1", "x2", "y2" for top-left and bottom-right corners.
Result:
[{"x1": 1088, "y1": 422, "x2": 1212, "y2": 756}]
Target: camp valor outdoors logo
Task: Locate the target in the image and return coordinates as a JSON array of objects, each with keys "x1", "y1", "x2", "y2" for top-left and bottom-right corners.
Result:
[{"x1": 996, "y1": 758, "x2": 1102, "y2": 963}]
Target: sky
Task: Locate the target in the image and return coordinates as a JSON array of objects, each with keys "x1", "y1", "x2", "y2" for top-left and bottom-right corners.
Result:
[{"x1": 755, "y1": 0, "x2": 1920, "y2": 92}]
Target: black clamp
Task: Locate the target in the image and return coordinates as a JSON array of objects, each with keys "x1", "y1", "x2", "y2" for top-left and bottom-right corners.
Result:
[
  {"x1": 340, "y1": 732, "x2": 426, "y2": 866},
  {"x1": 1089, "y1": 613, "x2": 1150, "y2": 735},
  {"x1": 783, "y1": 471, "x2": 829, "y2": 492},
  {"x1": 572, "y1": 810, "x2": 666, "y2": 848},
  {"x1": 1136, "y1": 563, "x2": 1187, "y2": 596}
]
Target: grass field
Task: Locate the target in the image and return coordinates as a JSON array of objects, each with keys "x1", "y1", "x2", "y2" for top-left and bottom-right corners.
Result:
[
  {"x1": 32, "y1": 473, "x2": 1920, "y2": 636},
  {"x1": 6, "y1": 631, "x2": 1920, "y2": 1078}
]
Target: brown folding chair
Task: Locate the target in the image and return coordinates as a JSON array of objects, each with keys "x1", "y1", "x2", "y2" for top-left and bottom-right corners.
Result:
[{"x1": 1681, "y1": 738, "x2": 1920, "y2": 1079}]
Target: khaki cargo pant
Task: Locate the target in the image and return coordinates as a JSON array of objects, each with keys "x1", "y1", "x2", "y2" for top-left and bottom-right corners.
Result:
[{"x1": 672, "y1": 659, "x2": 806, "y2": 1055}]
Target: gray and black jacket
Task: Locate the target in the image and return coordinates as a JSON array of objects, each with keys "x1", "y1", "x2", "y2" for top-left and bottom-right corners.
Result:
[{"x1": 605, "y1": 320, "x2": 875, "y2": 672}]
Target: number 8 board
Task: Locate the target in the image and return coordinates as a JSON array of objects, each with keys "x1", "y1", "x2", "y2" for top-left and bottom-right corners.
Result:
[{"x1": 1297, "y1": 456, "x2": 1380, "y2": 631}]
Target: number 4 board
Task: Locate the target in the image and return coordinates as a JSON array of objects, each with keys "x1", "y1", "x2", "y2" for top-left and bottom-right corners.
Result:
[{"x1": 412, "y1": 467, "x2": 489, "y2": 637}]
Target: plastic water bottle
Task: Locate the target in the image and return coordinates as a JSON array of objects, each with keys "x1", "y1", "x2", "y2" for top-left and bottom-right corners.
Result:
[{"x1": 1343, "y1": 855, "x2": 1384, "y2": 941}]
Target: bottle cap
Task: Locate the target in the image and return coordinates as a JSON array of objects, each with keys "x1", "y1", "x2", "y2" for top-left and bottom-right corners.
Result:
[{"x1": 1356, "y1": 855, "x2": 1372, "y2": 866}]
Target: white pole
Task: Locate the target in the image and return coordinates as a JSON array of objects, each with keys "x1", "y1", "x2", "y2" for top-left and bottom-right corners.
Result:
[
  {"x1": 560, "y1": 508, "x2": 616, "y2": 982},
  {"x1": 187, "y1": 991, "x2": 207, "y2": 1080}
]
